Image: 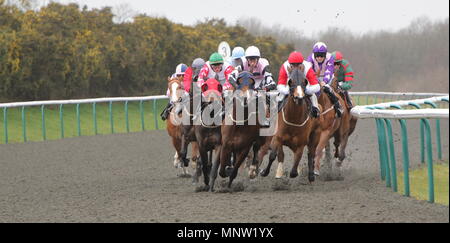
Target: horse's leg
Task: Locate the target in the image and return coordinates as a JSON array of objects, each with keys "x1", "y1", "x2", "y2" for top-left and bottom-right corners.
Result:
[
  {"x1": 179, "y1": 133, "x2": 190, "y2": 167},
  {"x1": 228, "y1": 147, "x2": 251, "y2": 188},
  {"x1": 248, "y1": 143, "x2": 261, "y2": 179},
  {"x1": 172, "y1": 136, "x2": 182, "y2": 168},
  {"x1": 260, "y1": 137, "x2": 281, "y2": 177},
  {"x1": 219, "y1": 144, "x2": 232, "y2": 178},
  {"x1": 194, "y1": 146, "x2": 208, "y2": 185},
  {"x1": 209, "y1": 145, "x2": 221, "y2": 192},
  {"x1": 333, "y1": 132, "x2": 341, "y2": 159},
  {"x1": 290, "y1": 145, "x2": 305, "y2": 178},
  {"x1": 277, "y1": 146, "x2": 286, "y2": 178},
  {"x1": 201, "y1": 149, "x2": 211, "y2": 189},
  {"x1": 337, "y1": 132, "x2": 350, "y2": 166},
  {"x1": 314, "y1": 129, "x2": 332, "y2": 176},
  {"x1": 349, "y1": 116, "x2": 358, "y2": 136},
  {"x1": 307, "y1": 128, "x2": 321, "y2": 182},
  {"x1": 190, "y1": 142, "x2": 200, "y2": 169}
]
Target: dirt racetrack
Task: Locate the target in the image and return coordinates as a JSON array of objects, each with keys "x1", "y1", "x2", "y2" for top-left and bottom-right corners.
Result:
[{"x1": 0, "y1": 119, "x2": 448, "y2": 223}]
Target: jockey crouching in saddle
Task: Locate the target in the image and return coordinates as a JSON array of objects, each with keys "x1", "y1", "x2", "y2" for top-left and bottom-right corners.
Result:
[
  {"x1": 237, "y1": 46, "x2": 277, "y2": 126},
  {"x1": 230, "y1": 46, "x2": 245, "y2": 69},
  {"x1": 306, "y1": 42, "x2": 344, "y2": 117},
  {"x1": 332, "y1": 51, "x2": 354, "y2": 110},
  {"x1": 238, "y1": 46, "x2": 276, "y2": 92},
  {"x1": 277, "y1": 51, "x2": 321, "y2": 117},
  {"x1": 197, "y1": 52, "x2": 234, "y2": 91},
  {"x1": 161, "y1": 59, "x2": 205, "y2": 120}
]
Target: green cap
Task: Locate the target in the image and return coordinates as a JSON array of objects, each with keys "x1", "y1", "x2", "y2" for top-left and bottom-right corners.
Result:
[{"x1": 209, "y1": 52, "x2": 224, "y2": 65}]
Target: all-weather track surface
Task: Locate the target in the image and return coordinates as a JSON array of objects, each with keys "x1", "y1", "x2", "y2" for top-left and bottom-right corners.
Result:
[{"x1": 0, "y1": 119, "x2": 448, "y2": 222}]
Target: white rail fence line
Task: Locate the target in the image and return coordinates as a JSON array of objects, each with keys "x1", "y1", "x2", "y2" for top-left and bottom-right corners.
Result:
[{"x1": 350, "y1": 94, "x2": 449, "y2": 204}]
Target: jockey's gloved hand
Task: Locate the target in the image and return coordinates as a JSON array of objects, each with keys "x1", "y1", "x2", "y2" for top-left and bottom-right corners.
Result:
[
  {"x1": 264, "y1": 82, "x2": 276, "y2": 91},
  {"x1": 322, "y1": 84, "x2": 333, "y2": 94}
]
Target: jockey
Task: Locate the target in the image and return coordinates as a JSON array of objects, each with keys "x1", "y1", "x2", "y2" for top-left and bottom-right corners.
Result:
[
  {"x1": 238, "y1": 46, "x2": 276, "y2": 92},
  {"x1": 307, "y1": 42, "x2": 343, "y2": 117},
  {"x1": 183, "y1": 58, "x2": 205, "y2": 94},
  {"x1": 197, "y1": 52, "x2": 234, "y2": 91},
  {"x1": 170, "y1": 63, "x2": 188, "y2": 79},
  {"x1": 231, "y1": 46, "x2": 245, "y2": 68},
  {"x1": 161, "y1": 63, "x2": 188, "y2": 121},
  {"x1": 277, "y1": 51, "x2": 321, "y2": 117},
  {"x1": 332, "y1": 51, "x2": 354, "y2": 109}
]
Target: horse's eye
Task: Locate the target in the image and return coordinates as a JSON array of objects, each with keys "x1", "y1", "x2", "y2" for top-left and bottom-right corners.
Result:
[{"x1": 217, "y1": 84, "x2": 223, "y2": 93}]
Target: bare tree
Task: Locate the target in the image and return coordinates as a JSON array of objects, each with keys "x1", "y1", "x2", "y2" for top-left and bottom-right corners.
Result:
[{"x1": 113, "y1": 3, "x2": 137, "y2": 24}]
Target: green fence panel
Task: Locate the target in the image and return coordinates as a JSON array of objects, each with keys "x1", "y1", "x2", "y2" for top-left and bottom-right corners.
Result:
[
  {"x1": 422, "y1": 119, "x2": 435, "y2": 203},
  {"x1": 59, "y1": 104, "x2": 64, "y2": 139},
  {"x1": 21, "y1": 106, "x2": 26, "y2": 142},
  {"x1": 384, "y1": 119, "x2": 398, "y2": 192},
  {"x1": 3, "y1": 107, "x2": 8, "y2": 144},
  {"x1": 41, "y1": 105, "x2": 46, "y2": 141}
]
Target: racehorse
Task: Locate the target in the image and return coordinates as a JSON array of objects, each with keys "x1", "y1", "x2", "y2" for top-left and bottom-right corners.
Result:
[
  {"x1": 260, "y1": 67, "x2": 322, "y2": 182},
  {"x1": 210, "y1": 71, "x2": 270, "y2": 190},
  {"x1": 178, "y1": 83, "x2": 201, "y2": 180},
  {"x1": 312, "y1": 80, "x2": 345, "y2": 175},
  {"x1": 191, "y1": 79, "x2": 224, "y2": 190},
  {"x1": 165, "y1": 76, "x2": 198, "y2": 175},
  {"x1": 330, "y1": 77, "x2": 358, "y2": 172}
]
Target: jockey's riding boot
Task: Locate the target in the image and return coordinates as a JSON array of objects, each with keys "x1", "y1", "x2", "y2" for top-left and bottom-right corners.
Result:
[
  {"x1": 160, "y1": 102, "x2": 173, "y2": 121},
  {"x1": 309, "y1": 94, "x2": 320, "y2": 118},
  {"x1": 344, "y1": 91, "x2": 353, "y2": 110},
  {"x1": 323, "y1": 85, "x2": 343, "y2": 118}
]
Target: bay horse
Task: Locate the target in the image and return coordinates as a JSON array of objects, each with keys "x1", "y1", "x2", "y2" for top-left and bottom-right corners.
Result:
[
  {"x1": 330, "y1": 77, "x2": 358, "y2": 172},
  {"x1": 165, "y1": 76, "x2": 199, "y2": 176},
  {"x1": 210, "y1": 71, "x2": 270, "y2": 191},
  {"x1": 191, "y1": 78, "x2": 224, "y2": 190},
  {"x1": 178, "y1": 84, "x2": 201, "y2": 181},
  {"x1": 260, "y1": 67, "x2": 322, "y2": 182},
  {"x1": 312, "y1": 79, "x2": 346, "y2": 175}
]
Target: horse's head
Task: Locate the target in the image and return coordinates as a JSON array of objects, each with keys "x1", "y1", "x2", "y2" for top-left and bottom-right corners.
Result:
[
  {"x1": 235, "y1": 71, "x2": 255, "y2": 100},
  {"x1": 287, "y1": 65, "x2": 307, "y2": 104},
  {"x1": 201, "y1": 78, "x2": 223, "y2": 103},
  {"x1": 167, "y1": 76, "x2": 184, "y2": 103}
]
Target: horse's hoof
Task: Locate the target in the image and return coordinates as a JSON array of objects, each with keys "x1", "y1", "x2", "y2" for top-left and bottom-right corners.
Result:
[
  {"x1": 225, "y1": 166, "x2": 234, "y2": 177},
  {"x1": 260, "y1": 169, "x2": 270, "y2": 177},
  {"x1": 203, "y1": 185, "x2": 210, "y2": 191},
  {"x1": 314, "y1": 170, "x2": 320, "y2": 176},
  {"x1": 183, "y1": 159, "x2": 190, "y2": 167},
  {"x1": 289, "y1": 171, "x2": 298, "y2": 178},
  {"x1": 308, "y1": 173, "x2": 315, "y2": 182}
]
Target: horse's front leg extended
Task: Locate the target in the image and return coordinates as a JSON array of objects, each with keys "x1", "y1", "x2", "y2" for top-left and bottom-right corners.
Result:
[
  {"x1": 228, "y1": 147, "x2": 251, "y2": 188},
  {"x1": 209, "y1": 145, "x2": 221, "y2": 192},
  {"x1": 260, "y1": 137, "x2": 281, "y2": 177},
  {"x1": 179, "y1": 133, "x2": 190, "y2": 167}
]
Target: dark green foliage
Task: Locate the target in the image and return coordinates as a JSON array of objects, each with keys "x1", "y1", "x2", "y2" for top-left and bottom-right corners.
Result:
[{"x1": 0, "y1": 3, "x2": 292, "y2": 102}]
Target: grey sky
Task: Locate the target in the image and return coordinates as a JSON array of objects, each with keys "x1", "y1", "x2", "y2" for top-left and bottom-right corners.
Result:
[{"x1": 57, "y1": 0, "x2": 449, "y2": 37}]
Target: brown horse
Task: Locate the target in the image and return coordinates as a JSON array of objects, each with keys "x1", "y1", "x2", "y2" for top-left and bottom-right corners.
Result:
[
  {"x1": 260, "y1": 68, "x2": 322, "y2": 182},
  {"x1": 192, "y1": 81, "x2": 224, "y2": 191},
  {"x1": 330, "y1": 78, "x2": 358, "y2": 172},
  {"x1": 178, "y1": 86, "x2": 201, "y2": 181},
  {"x1": 313, "y1": 81, "x2": 345, "y2": 175},
  {"x1": 210, "y1": 71, "x2": 270, "y2": 190},
  {"x1": 165, "y1": 77, "x2": 199, "y2": 176}
]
